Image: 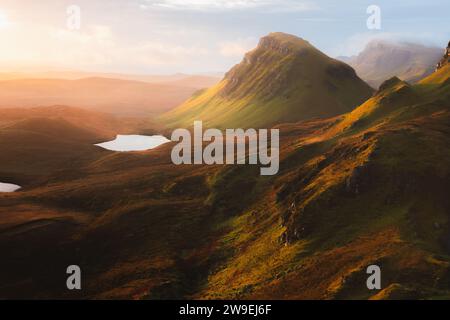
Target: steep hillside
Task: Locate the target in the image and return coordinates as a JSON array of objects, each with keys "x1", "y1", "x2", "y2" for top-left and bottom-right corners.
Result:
[
  {"x1": 200, "y1": 64, "x2": 450, "y2": 300},
  {"x1": 162, "y1": 32, "x2": 373, "y2": 129},
  {"x1": 340, "y1": 40, "x2": 442, "y2": 88}
]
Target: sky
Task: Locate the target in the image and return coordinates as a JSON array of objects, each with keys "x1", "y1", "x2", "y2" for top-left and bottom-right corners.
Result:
[{"x1": 0, "y1": 0, "x2": 448, "y2": 74}]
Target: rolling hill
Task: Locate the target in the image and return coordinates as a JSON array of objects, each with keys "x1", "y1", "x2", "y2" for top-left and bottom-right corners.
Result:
[
  {"x1": 339, "y1": 40, "x2": 442, "y2": 88},
  {"x1": 0, "y1": 106, "x2": 156, "y2": 185},
  {"x1": 162, "y1": 32, "x2": 373, "y2": 129}
]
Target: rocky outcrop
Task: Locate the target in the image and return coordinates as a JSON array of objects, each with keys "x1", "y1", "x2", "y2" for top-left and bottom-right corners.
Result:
[
  {"x1": 436, "y1": 41, "x2": 450, "y2": 71},
  {"x1": 258, "y1": 36, "x2": 295, "y2": 55}
]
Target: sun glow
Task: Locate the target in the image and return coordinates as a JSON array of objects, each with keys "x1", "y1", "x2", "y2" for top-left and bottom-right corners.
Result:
[{"x1": 0, "y1": 11, "x2": 9, "y2": 28}]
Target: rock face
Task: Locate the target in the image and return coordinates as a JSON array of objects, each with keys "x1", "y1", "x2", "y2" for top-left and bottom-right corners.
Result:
[
  {"x1": 258, "y1": 35, "x2": 296, "y2": 54},
  {"x1": 436, "y1": 41, "x2": 450, "y2": 71}
]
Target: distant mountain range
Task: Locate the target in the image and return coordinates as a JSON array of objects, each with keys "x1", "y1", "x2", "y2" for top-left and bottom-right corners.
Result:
[
  {"x1": 162, "y1": 32, "x2": 373, "y2": 129},
  {"x1": 338, "y1": 40, "x2": 442, "y2": 88},
  {"x1": 0, "y1": 71, "x2": 221, "y2": 87},
  {"x1": 0, "y1": 75, "x2": 219, "y2": 117}
]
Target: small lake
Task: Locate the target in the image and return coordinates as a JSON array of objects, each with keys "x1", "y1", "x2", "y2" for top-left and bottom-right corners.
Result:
[
  {"x1": 95, "y1": 135, "x2": 170, "y2": 152},
  {"x1": 0, "y1": 182, "x2": 21, "y2": 192}
]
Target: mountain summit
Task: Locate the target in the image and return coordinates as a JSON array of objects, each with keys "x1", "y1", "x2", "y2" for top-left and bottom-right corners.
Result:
[{"x1": 162, "y1": 32, "x2": 373, "y2": 129}]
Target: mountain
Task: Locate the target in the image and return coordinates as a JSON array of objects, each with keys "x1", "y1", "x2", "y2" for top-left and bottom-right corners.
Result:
[
  {"x1": 162, "y1": 32, "x2": 373, "y2": 129},
  {"x1": 0, "y1": 77, "x2": 218, "y2": 117},
  {"x1": 340, "y1": 40, "x2": 442, "y2": 88}
]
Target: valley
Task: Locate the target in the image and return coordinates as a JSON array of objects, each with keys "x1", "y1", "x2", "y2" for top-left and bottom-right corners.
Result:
[{"x1": 0, "y1": 32, "x2": 449, "y2": 300}]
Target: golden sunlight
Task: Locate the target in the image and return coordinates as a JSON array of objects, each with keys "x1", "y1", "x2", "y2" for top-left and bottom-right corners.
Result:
[{"x1": 0, "y1": 10, "x2": 9, "y2": 28}]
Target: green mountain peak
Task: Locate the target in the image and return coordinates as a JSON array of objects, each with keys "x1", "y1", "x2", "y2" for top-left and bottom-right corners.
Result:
[{"x1": 162, "y1": 32, "x2": 373, "y2": 129}]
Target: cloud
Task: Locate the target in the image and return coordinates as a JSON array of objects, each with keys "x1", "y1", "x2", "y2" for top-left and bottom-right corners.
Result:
[
  {"x1": 0, "y1": 10, "x2": 10, "y2": 28},
  {"x1": 218, "y1": 37, "x2": 257, "y2": 57},
  {"x1": 296, "y1": 17, "x2": 338, "y2": 22},
  {"x1": 142, "y1": 0, "x2": 318, "y2": 12},
  {"x1": 331, "y1": 31, "x2": 447, "y2": 57},
  {"x1": 120, "y1": 42, "x2": 210, "y2": 66},
  {"x1": 0, "y1": 22, "x2": 211, "y2": 72}
]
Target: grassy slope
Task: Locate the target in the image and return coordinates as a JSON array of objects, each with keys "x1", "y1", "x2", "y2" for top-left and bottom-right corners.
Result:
[
  {"x1": 197, "y1": 65, "x2": 450, "y2": 299},
  {"x1": 161, "y1": 32, "x2": 373, "y2": 129}
]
